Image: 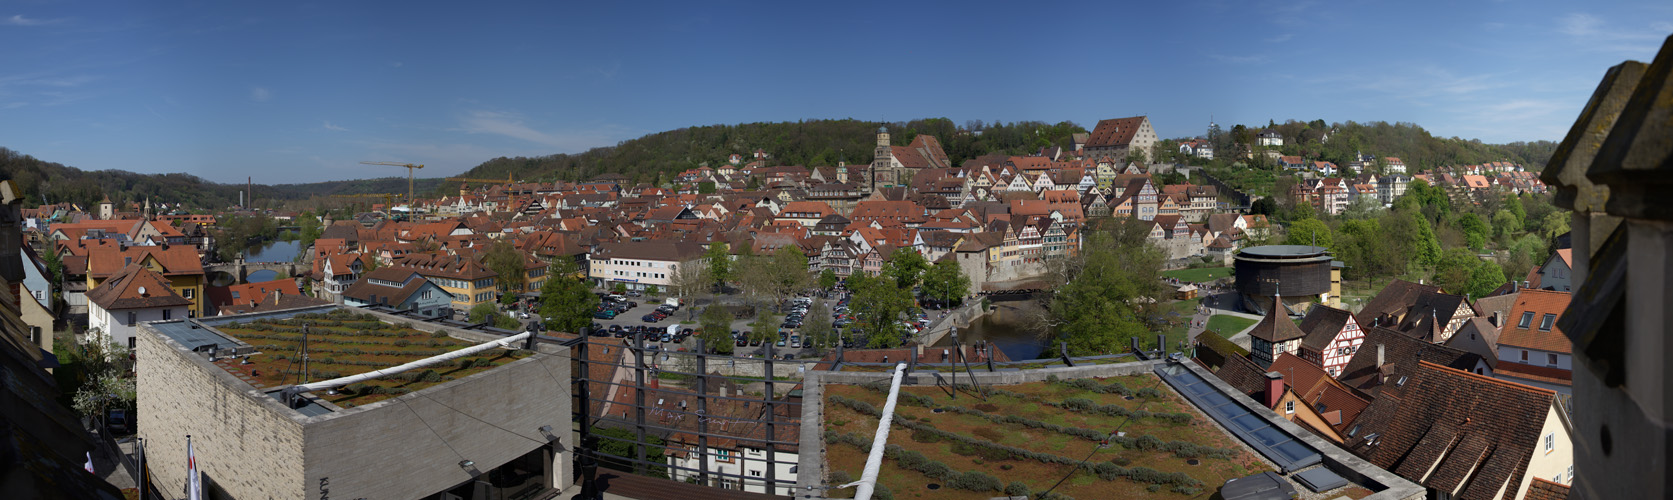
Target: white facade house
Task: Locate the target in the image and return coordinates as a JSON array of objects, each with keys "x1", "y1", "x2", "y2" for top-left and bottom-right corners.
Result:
[
  {"x1": 669, "y1": 445, "x2": 799, "y2": 495},
  {"x1": 587, "y1": 241, "x2": 706, "y2": 292},
  {"x1": 87, "y1": 264, "x2": 191, "y2": 352}
]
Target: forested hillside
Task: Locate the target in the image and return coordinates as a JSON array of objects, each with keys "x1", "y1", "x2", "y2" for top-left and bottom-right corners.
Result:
[
  {"x1": 3, "y1": 118, "x2": 1558, "y2": 211},
  {"x1": 447, "y1": 118, "x2": 1088, "y2": 192},
  {"x1": 1203, "y1": 120, "x2": 1559, "y2": 170},
  {"x1": 0, "y1": 147, "x2": 441, "y2": 210}
]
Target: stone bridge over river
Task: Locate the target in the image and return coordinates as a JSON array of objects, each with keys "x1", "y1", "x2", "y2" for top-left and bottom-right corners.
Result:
[{"x1": 205, "y1": 258, "x2": 301, "y2": 285}]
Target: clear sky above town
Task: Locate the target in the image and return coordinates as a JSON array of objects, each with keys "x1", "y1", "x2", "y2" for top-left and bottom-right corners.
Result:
[{"x1": 2, "y1": 1, "x2": 1669, "y2": 184}]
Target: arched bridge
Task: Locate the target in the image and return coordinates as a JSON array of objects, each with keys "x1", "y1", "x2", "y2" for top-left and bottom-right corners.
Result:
[{"x1": 205, "y1": 258, "x2": 301, "y2": 284}]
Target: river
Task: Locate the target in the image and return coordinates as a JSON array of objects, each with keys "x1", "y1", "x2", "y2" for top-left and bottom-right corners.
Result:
[
  {"x1": 932, "y1": 298, "x2": 1050, "y2": 361},
  {"x1": 241, "y1": 238, "x2": 303, "y2": 283}
]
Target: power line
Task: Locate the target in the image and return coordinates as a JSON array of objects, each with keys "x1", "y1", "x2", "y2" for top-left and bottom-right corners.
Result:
[
  {"x1": 1036, "y1": 376, "x2": 1169, "y2": 499},
  {"x1": 399, "y1": 398, "x2": 466, "y2": 462},
  {"x1": 414, "y1": 391, "x2": 547, "y2": 447}
]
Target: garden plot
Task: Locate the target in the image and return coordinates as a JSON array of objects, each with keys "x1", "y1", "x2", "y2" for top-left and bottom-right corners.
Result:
[
  {"x1": 823, "y1": 374, "x2": 1272, "y2": 499},
  {"x1": 215, "y1": 309, "x2": 530, "y2": 407}
]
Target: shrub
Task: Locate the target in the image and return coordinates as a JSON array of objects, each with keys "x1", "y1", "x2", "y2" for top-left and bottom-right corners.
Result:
[
  {"x1": 1147, "y1": 484, "x2": 1162, "y2": 492},
  {"x1": 1136, "y1": 387, "x2": 1162, "y2": 398},
  {"x1": 949, "y1": 471, "x2": 1002, "y2": 492},
  {"x1": 910, "y1": 428, "x2": 941, "y2": 443},
  {"x1": 830, "y1": 470, "x2": 851, "y2": 484},
  {"x1": 393, "y1": 339, "x2": 411, "y2": 347},
  {"x1": 919, "y1": 461, "x2": 953, "y2": 480},
  {"x1": 1004, "y1": 481, "x2": 1030, "y2": 496},
  {"x1": 1135, "y1": 435, "x2": 1163, "y2": 451},
  {"x1": 1063, "y1": 398, "x2": 1094, "y2": 410}
]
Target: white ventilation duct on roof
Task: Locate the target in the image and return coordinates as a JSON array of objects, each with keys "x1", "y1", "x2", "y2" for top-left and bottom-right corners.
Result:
[
  {"x1": 283, "y1": 330, "x2": 532, "y2": 399},
  {"x1": 842, "y1": 362, "x2": 908, "y2": 500}
]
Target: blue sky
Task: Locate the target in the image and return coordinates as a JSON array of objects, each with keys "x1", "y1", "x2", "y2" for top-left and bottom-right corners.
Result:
[{"x1": 2, "y1": 1, "x2": 1669, "y2": 184}]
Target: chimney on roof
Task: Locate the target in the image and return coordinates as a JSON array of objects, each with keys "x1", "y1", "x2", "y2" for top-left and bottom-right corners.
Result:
[
  {"x1": 1264, "y1": 371, "x2": 1284, "y2": 409},
  {"x1": 1376, "y1": 344, "x2": 1385, "y2": 368}
]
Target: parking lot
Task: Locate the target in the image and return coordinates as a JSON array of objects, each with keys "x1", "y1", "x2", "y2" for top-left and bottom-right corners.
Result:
[{"x1": 584, "y1": 292, "x2": 845, "y2": 359}]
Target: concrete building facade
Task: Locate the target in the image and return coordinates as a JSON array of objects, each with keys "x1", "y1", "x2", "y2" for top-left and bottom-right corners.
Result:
[{"x1": 136, "y1": 308, "x2": 573, "y2": 500}]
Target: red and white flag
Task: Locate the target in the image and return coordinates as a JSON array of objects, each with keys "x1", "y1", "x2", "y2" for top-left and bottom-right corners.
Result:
[{"x1": 186, "y1": 435, "x2": 201, "y2": 500}]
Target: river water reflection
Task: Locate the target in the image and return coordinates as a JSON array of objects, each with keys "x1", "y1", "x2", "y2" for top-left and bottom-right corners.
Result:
[{"x1": 932, "y1": 298, "x2": 1050, "y2": 361}]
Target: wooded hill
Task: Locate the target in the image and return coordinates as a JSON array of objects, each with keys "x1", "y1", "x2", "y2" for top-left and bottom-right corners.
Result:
[
  {"x1": 441, "y1": 118, "x2": 1089, "y2": 194},
  {"x1": 1, "y1": 118, "x2": 1560, "y2": 211},
  {"x1": 0, "y1": 147, "x2": 441, "y2": 211},
  {"x1": 1203, "y1": 120, "x2": 1559, "y2": 171}
]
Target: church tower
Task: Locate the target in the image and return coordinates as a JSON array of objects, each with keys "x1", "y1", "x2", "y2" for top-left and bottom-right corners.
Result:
[{"x1": 869, "y1": 126, "x2": 896, "y2": 192}]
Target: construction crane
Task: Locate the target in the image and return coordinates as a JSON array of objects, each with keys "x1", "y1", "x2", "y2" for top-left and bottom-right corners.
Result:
[{"x1": 360, "y1": 161, "x2": 424, "y2": 202}]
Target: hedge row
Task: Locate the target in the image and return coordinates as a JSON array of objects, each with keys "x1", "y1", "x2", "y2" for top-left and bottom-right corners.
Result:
[
  {"x1": 834, "y1": 390, "x2": 1233, "y2": 462},
  {"x1": 1089, "y1": 461, "x2": 1204, "y2": 494},
  {"x1": 1053, "y1": 397, "x2": 1196, "y2": 425},
  {"x1": 824, "y1": 431, "x2": 1009, "y2": 495},
  {"x1": 831, "y1": 396, "x2": 1090, "y2": 468}
]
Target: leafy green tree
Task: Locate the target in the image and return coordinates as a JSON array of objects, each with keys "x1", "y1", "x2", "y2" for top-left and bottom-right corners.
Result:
[
  {"x1": 41, "y1": 244, "x2": 64, "y2": 286},
  {"x1": 1464, "y1": 261, "x2": 1507, "y2": 299},
  {"x1": 704, "y1": 242, "x2": 732, "y2": 290},
  {"x1": 540, "y1": 260, "x2": 600, "y2": 334},
  {"x1": 883, "y1": 249, "x2": 929, "y2": 290},
  {"x1": 493, "y1": 312, "x2": 522, "y2": 330},
  {"x1": 1249, "y1": 197, "x2": 1278, "y2": 216},
  {"x1": 818, "y1": 269, "x2": 838, "y2": 290},
  {"x1": 1456, "y1": 213, "x2": 1490, "y2": 250},
  {"x1": 848, "y1": 273, "x2": 915, "y2": 348},
  {"x1": 697, "y1": 181, "x2": 716, "y2": 194},
  {"x1": 1431, "y1": 249, "x2": 1481, "y2": 296},
  {"x1": 1539, "y1": 212, "x2": 1570, "y2": 242},
  {"x1": 1284, "y1": 218, "x2": 1334, "y2": 249},
  {"x1": 1047, "y1": 229, "x2": 1163, "y2": 356},
  {"x1": 644, "y1": 284, "x2": 659, "y2": 296},
  {"x1": 612, "y1": 282, "x2": 627, "y2": 294},
  {"x1": 921, "y1": 260, "x2": 971, "y2": 305},
  {"x1": 698, "y1": 303, "x2": 734, "y2": 354},
  {"x1": 469, "y1": 303, "x2": 499, "y2": 324},
  {"x1": 801, "y1": 301, "x2": 833, "y2": 352},
  {"x1": 484, "y1": 240, "x2": 528, "y2": 294},
  {"x1": 1492, "y1": 209, "x2": 1522, "y2": 239},
  {"x1": 749, "y1": 307, "x2": 779, "y2": 346}
]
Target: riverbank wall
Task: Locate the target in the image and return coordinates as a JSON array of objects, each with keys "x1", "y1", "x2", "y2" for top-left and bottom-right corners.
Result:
[{"x1": 912, "y1": 298, "x2": 988, "y2": 346}]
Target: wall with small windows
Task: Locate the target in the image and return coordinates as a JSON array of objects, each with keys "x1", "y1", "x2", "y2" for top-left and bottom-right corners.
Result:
[{"x1": 1517, "y1": 403, "x2": 1575, "y2": 497}]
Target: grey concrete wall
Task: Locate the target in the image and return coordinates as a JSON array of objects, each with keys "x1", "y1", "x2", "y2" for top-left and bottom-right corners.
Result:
[
  {"x1": 139, "y1": 309, "x2": 575, "y2": 500},
  {"x1": 301, "y1": 347, "x2": 572, "y2": 499},
  {"x1": 138, "y1": 323, "x2": 308, "y2": 500}
]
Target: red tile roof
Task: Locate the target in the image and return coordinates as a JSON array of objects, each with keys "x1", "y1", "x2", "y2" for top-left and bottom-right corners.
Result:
[
  {"x1": 1086, "y1": 116, "x2": 1148, "y2": 149},
  {"x1": 86, "y1": 264, "x2": 193, "y2": 310},
  {"x1": 1268, "y1": 353, "x2": 1370, "y2": 434},
  {"x1": 1356, "y1": 362, "x2": 1556, "y2": 500},
  {"x1": 1497, "y1": 289, "x2": 1571, "y2": 353},
  {"x1": 1525, "y1": 478, "x2": 1570, "y2": 500}
]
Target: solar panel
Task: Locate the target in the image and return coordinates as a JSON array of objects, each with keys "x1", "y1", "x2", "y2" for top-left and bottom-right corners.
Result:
[{"x1": 1155, "y1": 362, "x2": 1323, "y2": 473}]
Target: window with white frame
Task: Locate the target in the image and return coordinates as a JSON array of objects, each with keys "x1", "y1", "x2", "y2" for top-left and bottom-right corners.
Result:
[
  {"x1": 1545, "y1": 433, "x2": 1555, "y2": 453},
  {"x1": 1284, "y1": 401, "x2": 1295, "y2": 414}
]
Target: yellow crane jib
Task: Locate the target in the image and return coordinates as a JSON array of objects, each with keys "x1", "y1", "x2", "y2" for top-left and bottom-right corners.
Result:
[{"x1": 360, "y1": 161, "x2": 424, "y2": 202}]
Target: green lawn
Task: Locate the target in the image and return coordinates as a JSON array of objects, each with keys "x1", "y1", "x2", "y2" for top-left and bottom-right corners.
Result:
[
  {"x1": 1205, "y1": 315, "x2": 1257, "y2": 338},
  {"x1": 1162, "y1": 266, "x2": 1233, "y2": 283}
]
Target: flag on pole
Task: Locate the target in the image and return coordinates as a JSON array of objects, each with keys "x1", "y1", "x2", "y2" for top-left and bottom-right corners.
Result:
[
  {"x1": 186, "y1": 435, "x2": 201, "y2": 500},
  {"x1": 83, "y1": 452, "x2": 94, "y2": 473}
]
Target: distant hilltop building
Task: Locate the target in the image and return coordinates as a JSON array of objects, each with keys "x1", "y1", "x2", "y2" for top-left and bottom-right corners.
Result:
[
  {"x1": 868, "y1": 126, "x2": 951, "y2": 192},
  {"x1": 1084, "y1": 116, "x2": 1157, "y2": 162}
]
